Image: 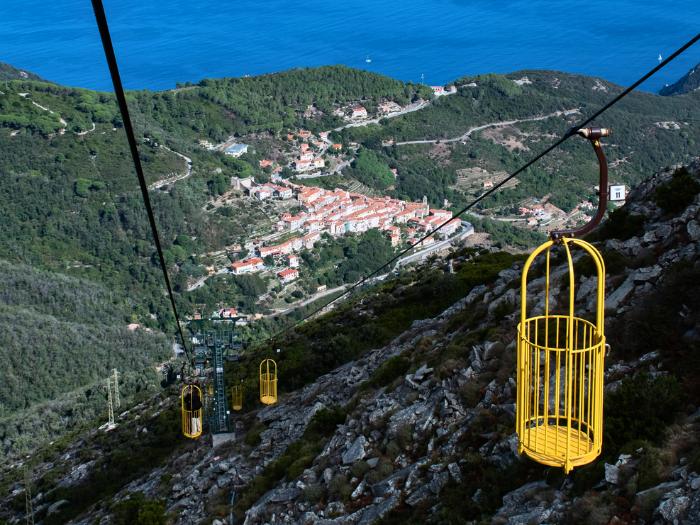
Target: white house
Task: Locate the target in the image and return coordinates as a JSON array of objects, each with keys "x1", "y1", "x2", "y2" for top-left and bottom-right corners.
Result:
[
  {"x1": 277, "y1": 268, "x2": 299, "y2": 284},
  {"x1": 224, "y1": 143, "x2": 249, "y2": 157},
  {"x1": 350, "y1": 105, "x2": 368, "y2": 120},
  {"x1": 231, "y1": 257, "x2": 265, "y2": 275}
]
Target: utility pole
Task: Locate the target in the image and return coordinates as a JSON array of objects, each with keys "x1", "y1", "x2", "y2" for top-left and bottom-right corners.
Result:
[
  {"x1": 106, "y1": 377, "x2": 115, "y2": 430},
  {"x1": 24, "y1": 469, "x2": 34, "y2": 525},
  {"x1": 112, "y1": 368, "x2": 121, "y2": 409}
]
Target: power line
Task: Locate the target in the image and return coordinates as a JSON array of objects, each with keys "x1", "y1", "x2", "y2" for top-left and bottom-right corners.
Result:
[
  {"x1": 263, "y1": 32, "x2": 699, "y2": 346},
  {"x1": 90, "y1": 0, "x2": 191, "y2": 360}
]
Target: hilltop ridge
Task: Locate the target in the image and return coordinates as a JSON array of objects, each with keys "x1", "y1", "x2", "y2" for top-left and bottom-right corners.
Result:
[{"x1": 659, "y1": 62, "x2": 700, "y2": 95}]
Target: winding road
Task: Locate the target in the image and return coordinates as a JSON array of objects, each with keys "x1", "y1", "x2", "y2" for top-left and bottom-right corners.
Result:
[
  {"x1": 393, "y1": 108, "x2": 580, "y2": 146},
  {"x1": 148, "y1": 145, "x2": 193, "y2": 190}
]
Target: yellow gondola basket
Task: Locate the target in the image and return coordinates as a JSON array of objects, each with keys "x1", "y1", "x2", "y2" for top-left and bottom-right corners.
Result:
[
  {"x1": 259, "y1": 359, "x2": 278, "y2": 405},
  {"x1": 517, "y1": 237, "x2": 606, "y2": 473},
  {"x1": 181, "y1": 384, "x2": 203, "y2": 439},
  {"x1": 231, "y1": 383, "x2": 244, "y2": 411}
]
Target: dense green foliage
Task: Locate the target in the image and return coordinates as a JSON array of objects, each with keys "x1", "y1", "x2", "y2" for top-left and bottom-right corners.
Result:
[
  {"x1": 129, "y1": 66, "x2": 431, "y2": 141},
  {"x1": 604, "y1": 374, "x2": 683, "y2": 454},
  {"x1": 591, "y1": 208, "x2": 645, "y2": 241},
  {"x1": 41, "y1": 401, "x2": 183, "y2": 525},
  {"x1": 0, "y1": 260, "x2": 169, "y2": 458},
  {"x1": 112, "y1": 494, "x2": 167, "y2": 525},
  {"x1": 653, "y1": 166, "x2": 700, "y2": 213},
  {"x1": 344, "y1": 148, "x2": 395, "y2": 189},
  {"x1": 361, "y1": 355, "x2": 411, "y2": 390},
  {"x1": 466, "y1": 214, "x2": 547, "y2": 249},
  {"x1": 300, "y1": 229, "x2": 395, "y2": 287},
  {"x1": 334, "y1": 71, "x2": 700, "y2": 212}
]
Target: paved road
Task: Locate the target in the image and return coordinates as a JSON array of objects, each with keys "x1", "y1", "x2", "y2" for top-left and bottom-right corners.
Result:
[
  {"x1": 394, "y1": 108, "x2": 580, "y2": 146},
  {"x1": 331, "y1": 99, "x2": 431, "y2": 133},
  {"x1": 394, "y1": 227, "x2": 474, "y2": 269},
  {"x1": 266, "y1": 283, "x2": 349, "y2": 317}
]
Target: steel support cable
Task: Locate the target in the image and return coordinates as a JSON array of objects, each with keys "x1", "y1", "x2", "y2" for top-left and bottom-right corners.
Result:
[
  {"x1": 90, "y1": 0, "x2": 192, "y2": 361},
  {"x1": 263, "y1": 32, "x2": 699, "y2": 347}
]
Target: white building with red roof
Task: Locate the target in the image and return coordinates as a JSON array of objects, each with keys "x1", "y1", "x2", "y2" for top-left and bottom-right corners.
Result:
[
  {"x1": 231, "y1": 257, "x2": 265, "y2": 275},
  {"x1": 350, "y1": 105, "x2": 368, "y2": 119},
  {"x1": 278, "y1": 268, "x2": 299, "y2": 284},
  {"x1": 219, "y1": 307, "x2": 238, "y2": 318}
]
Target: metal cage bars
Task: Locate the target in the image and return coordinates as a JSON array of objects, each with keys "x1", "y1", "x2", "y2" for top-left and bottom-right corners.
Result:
[
  {"x1": 259, "y1": 359, "x2": 278, "y2": 405},
  {"x1": 181, "y1": 384, "x2": 204, "y2": 439},
  {"x1": 517, "y1": 237, "x2": 605, "y2": 473}
]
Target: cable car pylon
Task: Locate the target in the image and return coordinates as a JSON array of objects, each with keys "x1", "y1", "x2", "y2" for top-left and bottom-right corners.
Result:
[{"x1": 516, "y1": 127, "x2": 610, "y2": 473}]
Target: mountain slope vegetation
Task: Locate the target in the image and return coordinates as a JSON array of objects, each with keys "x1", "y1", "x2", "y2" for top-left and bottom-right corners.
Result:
[
  {"x1": 659, "y1": 62, "x2": 700, "y2": 95},
  {"x1": 1, "y1": 63, "x2": 699, "y2": 471},
  {"x1": 2, "y1": 158, "x2": 698, "y2": 525}
]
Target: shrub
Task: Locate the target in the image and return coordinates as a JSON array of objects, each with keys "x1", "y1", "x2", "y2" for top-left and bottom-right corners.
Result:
[
  {"x1": 112, "y1": 493, "x2": 167, "y2": 525},
  {"x1": 654, "y1": 167, "x2": 700, "y2": 214},
  {"x1": 244, "y1": 422, "x2": 264, "y2": 447},
  {"x1": 363, "y1": 355, "x2": 411, "y2": 390},
  {"x1": 351, "y1": 460, "x2": 371, "y2": 479},
  {"x1": 605, "y1": 373, "x2": 683, "y2": 455},
  {"x1": 328, "y1": 474, "x2": 352, "y2": 500},
  {"x1": 593, "y1": 208, "x2": 645, "y2": 241}
]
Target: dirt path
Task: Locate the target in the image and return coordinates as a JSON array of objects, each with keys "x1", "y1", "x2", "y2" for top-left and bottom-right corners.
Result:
[{"x1": 148, "y1": 145, "x2": 193, "y2": 190}]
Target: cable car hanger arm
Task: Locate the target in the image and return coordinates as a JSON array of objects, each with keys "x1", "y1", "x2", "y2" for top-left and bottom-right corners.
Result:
[{"x1": 550, "y1": 127, "x2": 610, "y2": 241}]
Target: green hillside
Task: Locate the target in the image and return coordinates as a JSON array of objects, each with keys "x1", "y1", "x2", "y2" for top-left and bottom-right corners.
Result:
[
  {"x1": 1, "y1": 64, "x2": 698, "y2": 461},
  {"x1": 0, "y1": 260, "x2": 170, "y2": 457},
  {"x1": 334, "y1": 71, "x2": 700, "y2": 211}
]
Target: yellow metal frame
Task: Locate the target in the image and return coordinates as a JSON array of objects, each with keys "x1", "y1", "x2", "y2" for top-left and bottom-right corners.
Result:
[
  {"x1": 231, "y1": 383, "x2": 244, "y2": 411},
  {"x1": 181, "y1": 384, "x2": 203, "y2": 439},
  {"x1": 517, "y1": 237, "x2": 605, "y2": 473},
  {"x1": 259, "y1": 359, "x2": 278, "y2": 405}
]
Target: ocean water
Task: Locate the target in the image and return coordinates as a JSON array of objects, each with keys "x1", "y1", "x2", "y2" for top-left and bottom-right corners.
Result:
[{"x1": 0, "y1": 0, "x2": 699, "y2": 92}]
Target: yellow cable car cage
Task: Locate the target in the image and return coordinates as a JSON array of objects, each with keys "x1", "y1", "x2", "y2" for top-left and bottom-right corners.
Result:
[
  {"x1": 231, "y1": 383, "x2": 244, "y2": 411},
  {"x1": 516, "y1": 128, "x2": 610, "y2": 473},
  {"x1": 181, "y1": 384, "x2": 203, "y2": 439},
  {"x1": 259, "y1": 358, "x2": 278, "y2": 405}
]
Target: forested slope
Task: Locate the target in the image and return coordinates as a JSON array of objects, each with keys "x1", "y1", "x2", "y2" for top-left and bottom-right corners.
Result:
[
  {"x1": 1, "y1": 63, "x2": 699, "y2": 463},
  {"x1": 335, "y1": 71, "x2": 700, "y2": 212},
  {"x1": 0, "y1": 260, "x2": 170, "y2": 457}
]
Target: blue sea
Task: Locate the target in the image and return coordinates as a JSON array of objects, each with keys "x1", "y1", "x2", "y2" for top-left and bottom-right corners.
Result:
[{"x1": 1, "y1": 0, "x2": 699, "y2": 93}]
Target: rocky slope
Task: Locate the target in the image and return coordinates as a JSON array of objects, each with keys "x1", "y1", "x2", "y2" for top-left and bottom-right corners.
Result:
[{"x1": 2, "y1": 159, "x2": 700, "y2": 524}]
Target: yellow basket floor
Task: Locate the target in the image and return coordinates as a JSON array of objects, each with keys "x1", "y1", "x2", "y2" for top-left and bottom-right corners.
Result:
[
  {"x1": 260, "y1": 395, "x2": 277, "y2": 405},
  {"x1": 521, "y1": 424, "x2": 593, "y2": 461}
]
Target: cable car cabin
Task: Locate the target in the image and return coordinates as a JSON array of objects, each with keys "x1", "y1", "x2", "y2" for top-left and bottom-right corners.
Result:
[
  {"x1": 259, "y1": 359, "x2": 278, "y2": 405},
  {"x1": 231, "y1": 384, "x2": 244, "y2": 411},
  {"x1": 516, "y1": 127, "x2": 610, "y2": 473},
  {"x1": 181, "y1": 384, "x2": 204, "y2": 439}
]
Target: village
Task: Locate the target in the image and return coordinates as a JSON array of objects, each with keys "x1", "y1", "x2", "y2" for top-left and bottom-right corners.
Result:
[
  {"x1": 229, "y1": 180, "x2": 464, "y2": 279},
  {"x1": 188, "y1": 85, "x2": 627, "y2": 322},
  {"x1": 188, "y1": 170, "x2": 474, "y2": 323}
]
